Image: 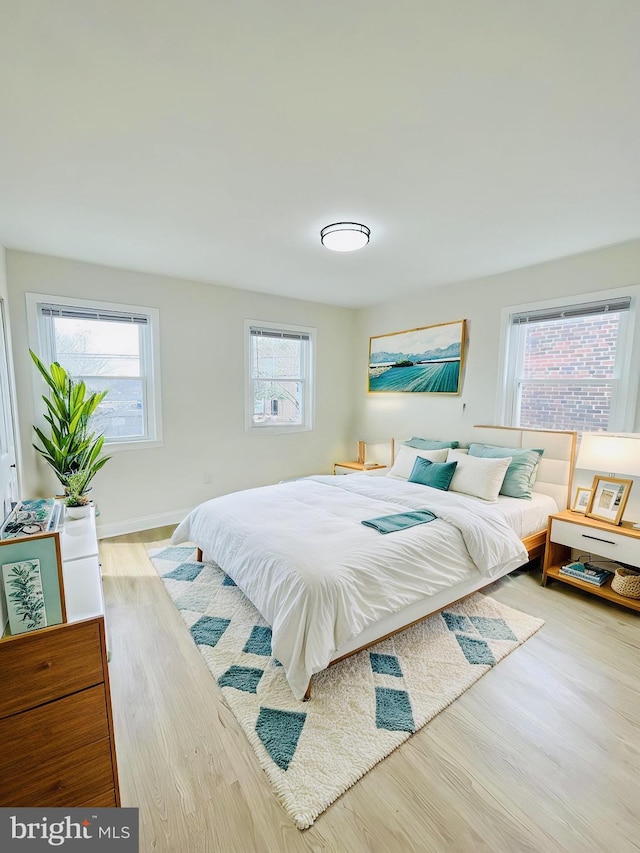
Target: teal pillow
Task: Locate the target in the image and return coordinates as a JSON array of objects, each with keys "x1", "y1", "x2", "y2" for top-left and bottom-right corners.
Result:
[
  {"x1": 467, "y1": 444, "x2": 544, "y2": 499},
  {"x1": 403, "y1": 437, "x2": 459, "y2": 450},
  {"x1": 408, "y1": 456, "x2": 458, "y2": 491}
]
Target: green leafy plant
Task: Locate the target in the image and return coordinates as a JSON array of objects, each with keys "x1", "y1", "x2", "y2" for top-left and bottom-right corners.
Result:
[
  {"x1": 64, "y1": 471, "x2": 92, "y2": 507},
  {"x1": 30, "y1": 349, "x2": 111, "y2": 493}
]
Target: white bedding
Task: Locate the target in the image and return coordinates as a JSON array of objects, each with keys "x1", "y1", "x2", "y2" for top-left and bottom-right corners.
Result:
[
  {"x1": 486, "y1": 491, "x2": 559, "y2": 539},
  {"x1": 172, "y1": 474, "x2": 535, "y2": 699}
]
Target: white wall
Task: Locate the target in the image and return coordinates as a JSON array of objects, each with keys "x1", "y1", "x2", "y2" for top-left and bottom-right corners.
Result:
[
  {"x1": 0, "y1": 247, "x2": 7, "y2": 301},
  {"x1": 7, "y1": 251, "x2": 356, "y2": 536},
  {"x1": 8, "y1": 239, "x2": 640, "y2": 534},
  {"x1": 0, "y1": 246, "x2": 21, "y2": 474},
  {"x1": 0, "y1": 245, "x2": 23, "y2": 630},
  {"x1": 354, "y1": 238, "x2": 640, "y2": 520},
  {"x1": 0, "y1": 247, "x2": 8, "y2": 629}
]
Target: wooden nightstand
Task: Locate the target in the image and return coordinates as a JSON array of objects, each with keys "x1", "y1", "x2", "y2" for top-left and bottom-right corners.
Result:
[
  {"x1": 334, "y1": 461, "x2": 387, "y2": 475},
  {"x1": 542, "y1": 509, "x2": 640, "y2": 613}
]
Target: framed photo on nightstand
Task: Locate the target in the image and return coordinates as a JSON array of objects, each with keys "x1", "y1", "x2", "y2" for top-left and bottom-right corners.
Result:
[
  {"x1": 585, "y1": 476, "x2": 633, "y2": 526},
  {"x1": 572, "y1": 486, "x2": 592, "y2": 513}
]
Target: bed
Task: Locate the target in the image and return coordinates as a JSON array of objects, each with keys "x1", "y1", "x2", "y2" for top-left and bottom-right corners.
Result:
[{"x1": 172, "y1": 426, "x2": 576, "y2": 700}]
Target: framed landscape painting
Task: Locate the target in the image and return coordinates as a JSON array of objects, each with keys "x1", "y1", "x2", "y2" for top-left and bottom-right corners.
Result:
[{"x1": 368, "y1": 320, "x2": 466, "y2": 393}]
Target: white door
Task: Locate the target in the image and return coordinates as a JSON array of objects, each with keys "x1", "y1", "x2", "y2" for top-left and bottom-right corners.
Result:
[{"x1": 0, "y1": 300, "x2": 18, "y2": 519}]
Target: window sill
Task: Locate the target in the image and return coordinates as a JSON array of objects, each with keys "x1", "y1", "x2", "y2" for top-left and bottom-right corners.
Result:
[
  {"x1": 246, "y1": 425, "x2": 312, "y2": 436},
  {"x1": 103, "y1": 438, "x2": 164, "y2": 453}
]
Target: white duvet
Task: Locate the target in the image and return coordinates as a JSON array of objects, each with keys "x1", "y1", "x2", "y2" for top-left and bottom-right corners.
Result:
[{"x1": 172, "y1": 474, "x2": 529, "y2": 699}]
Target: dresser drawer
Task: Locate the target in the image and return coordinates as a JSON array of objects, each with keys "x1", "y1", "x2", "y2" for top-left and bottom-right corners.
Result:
[
  {"x1": 0, "y1": 619, "x2": 104, "y2": 718},
  {"x1": 0, "y1": 736, "x2": 114, "y2": 807},
  {"x1": 0, "y1": 685, "x2": 109, "y2": 778},
  {"x1": 79, "y1": 789, "x2": 118, "y2": 808},
  {"x1": 551, "y1": 519, "x2": 640, "y2": 568}
]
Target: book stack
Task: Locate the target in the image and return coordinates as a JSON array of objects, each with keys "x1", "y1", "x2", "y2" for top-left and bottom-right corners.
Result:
[{"x1": 559, "y1": 561, "x2": 613, "y2": 587}]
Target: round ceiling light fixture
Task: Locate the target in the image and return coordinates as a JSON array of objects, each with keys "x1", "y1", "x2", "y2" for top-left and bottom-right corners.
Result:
[{"x1": 320, "y1": 221, "x2": 370, "y2": 252}]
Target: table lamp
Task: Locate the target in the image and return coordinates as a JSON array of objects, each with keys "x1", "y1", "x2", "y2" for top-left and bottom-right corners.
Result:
[{"x1": 575, "y1": 432, "x2": 640, "y2": 526}]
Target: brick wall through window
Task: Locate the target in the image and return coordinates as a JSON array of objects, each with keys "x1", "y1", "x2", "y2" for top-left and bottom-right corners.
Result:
[{"x1": 518, "y1": 314, "x2": 620, "y2": 431}]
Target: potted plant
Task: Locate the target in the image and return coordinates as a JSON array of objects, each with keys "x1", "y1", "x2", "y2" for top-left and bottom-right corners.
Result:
[
  {"x1": 30, "y1": 350, "x2": 111, "y2": 496},
  {"x1": 64, "y1": 472, "x2": 92, "y2": 519}
]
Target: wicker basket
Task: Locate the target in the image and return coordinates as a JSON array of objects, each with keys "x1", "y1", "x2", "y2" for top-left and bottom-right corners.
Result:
[{"x1": 611, "y1": 568, "x2": 640, "y2": 599}]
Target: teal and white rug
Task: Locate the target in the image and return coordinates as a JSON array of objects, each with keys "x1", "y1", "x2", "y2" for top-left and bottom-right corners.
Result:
[{"x1": 149, "y1": 545, "x2": 544, "y2": 829}]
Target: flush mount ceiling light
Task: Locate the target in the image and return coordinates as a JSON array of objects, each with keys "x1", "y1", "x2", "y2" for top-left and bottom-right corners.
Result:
[{"x1": 320, "y1": 221, "x2": 370, "y2": 252}]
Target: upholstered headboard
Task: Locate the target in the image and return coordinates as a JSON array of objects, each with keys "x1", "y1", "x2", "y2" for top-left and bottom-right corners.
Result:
[
  {"x1": 471, "y1": 426, "x2": 576, "y2": 510},
  {"x1": 391, "y1": 425, "x2": 576, "y2": 510}
]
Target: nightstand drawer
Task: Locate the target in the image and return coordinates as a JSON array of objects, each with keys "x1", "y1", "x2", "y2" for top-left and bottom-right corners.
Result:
[{"x1": 551, "y1": 519, "x2": 640, "y2": 568}]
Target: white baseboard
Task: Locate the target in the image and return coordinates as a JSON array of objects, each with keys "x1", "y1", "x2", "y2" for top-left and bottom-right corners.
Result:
[{"x1": 97, "y1": 508, "x2": 192, "y2": 540}]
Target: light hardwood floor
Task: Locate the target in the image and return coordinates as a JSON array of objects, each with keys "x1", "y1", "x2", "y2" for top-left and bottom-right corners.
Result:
[{"x1": 100, "y1": 530, "x2": 640, "y2": 853}]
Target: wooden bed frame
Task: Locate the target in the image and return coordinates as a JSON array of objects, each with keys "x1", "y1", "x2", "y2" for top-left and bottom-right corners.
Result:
[
  {"x1": 196, "y1": 425, "x2": 577, "y2": 700},
  {"x1": 306, "y1": 426, "x2": 577, "y2": 699}
]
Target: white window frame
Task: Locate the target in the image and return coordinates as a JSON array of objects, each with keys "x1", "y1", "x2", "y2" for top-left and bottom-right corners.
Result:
[
  {"x1": 244, "y1": 319, "x2": 315, "y2": 434},
  {"x1": 26, "y1": 292, "x2": 163, "y2": 452},
  {"x1": 496, "y1": 286, "x2": 640, "y2": 432}
]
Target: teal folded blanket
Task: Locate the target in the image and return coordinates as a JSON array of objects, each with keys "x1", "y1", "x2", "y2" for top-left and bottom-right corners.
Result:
[{"x1": 361, "y1": 509, "x2": 437, "y2": 534}]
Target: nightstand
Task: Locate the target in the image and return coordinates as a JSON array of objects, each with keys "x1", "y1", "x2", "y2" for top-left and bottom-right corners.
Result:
[
  {"x1": 542, "y1": 509, "x2": 640, "y2": 613},
  {"x1": 334, "y1": 461, "x2": 387, "y2": 475}
]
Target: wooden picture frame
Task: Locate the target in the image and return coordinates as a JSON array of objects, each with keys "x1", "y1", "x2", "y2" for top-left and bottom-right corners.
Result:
[
  {"x1": 0, "y1": 531, "x2": 66, "y2": 637},
  {"x1": 368, "y1": 319, "x2": 466, "y2": 394},
  {"x1": 572, "y1": 486, "x2": 593, "y2": 514},
  {"x1": 585, "y1": 476, "x2": 632, "y2": 526}
]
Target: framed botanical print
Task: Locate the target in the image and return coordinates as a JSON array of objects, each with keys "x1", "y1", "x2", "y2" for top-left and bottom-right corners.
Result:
[{"x1": 0, "y1": 531, "x2": 66, "y2": 636}]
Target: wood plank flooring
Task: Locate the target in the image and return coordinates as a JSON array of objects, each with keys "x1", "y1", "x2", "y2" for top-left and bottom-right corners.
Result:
[{"x1": 99, "y1": 530, "x2": 640, "y2": 853}]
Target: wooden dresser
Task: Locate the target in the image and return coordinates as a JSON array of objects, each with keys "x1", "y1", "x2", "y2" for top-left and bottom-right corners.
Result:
[
  {"x1": 0, "y1": 509, "x2": 120, "y2": 806},
  {"x1": 0, "y1": 616, "x2": 120, "y2": 806}
]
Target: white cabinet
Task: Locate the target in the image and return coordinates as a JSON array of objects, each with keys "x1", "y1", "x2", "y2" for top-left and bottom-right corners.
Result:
[{"x1": 59, "y1": 508, "x2": 104, "y2": 623}]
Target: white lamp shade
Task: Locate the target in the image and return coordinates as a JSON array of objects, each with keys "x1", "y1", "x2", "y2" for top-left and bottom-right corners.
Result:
[{"x1": 576, "y1": 432, "x2": 640, "y2": 477}]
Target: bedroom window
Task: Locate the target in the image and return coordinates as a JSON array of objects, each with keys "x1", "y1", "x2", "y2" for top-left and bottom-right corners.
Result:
[
  {"x1": 499, "y1": 294, "x2": 638, "y2": 432},
  {"x1": 27, "y1": 293, "x2": 162, "y2": 448},
  {"x1": 246, "y1": 321, "x2": 315, "y2": 432}
]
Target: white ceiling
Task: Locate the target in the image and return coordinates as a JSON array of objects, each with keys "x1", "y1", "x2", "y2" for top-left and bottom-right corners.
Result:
[{"x1": 1, "y1": 1, "x2": 640, "y2": 308}]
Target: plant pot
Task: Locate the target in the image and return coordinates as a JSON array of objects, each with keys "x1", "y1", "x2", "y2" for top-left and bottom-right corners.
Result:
[{"x1": 66, "y1": 504, "x2": 91, "y2": 520}]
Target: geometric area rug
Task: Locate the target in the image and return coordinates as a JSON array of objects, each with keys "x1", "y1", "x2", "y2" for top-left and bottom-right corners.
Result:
[{"x1": 148, "y1": 545, "x2": 544, "y2": 830}]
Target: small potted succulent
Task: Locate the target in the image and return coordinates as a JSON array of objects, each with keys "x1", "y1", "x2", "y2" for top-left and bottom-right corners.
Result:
[{"x1": 64, "y1": 471, "x2": 92, "y2": 519}]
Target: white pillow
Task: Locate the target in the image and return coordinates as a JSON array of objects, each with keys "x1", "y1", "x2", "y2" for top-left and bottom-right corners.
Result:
[
  {"x1": 387, "y1": 445, "x2": 448, "y2": 480},
  {"x1": 446, "y1": 449, "x2": 512, "y2": 502}
]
